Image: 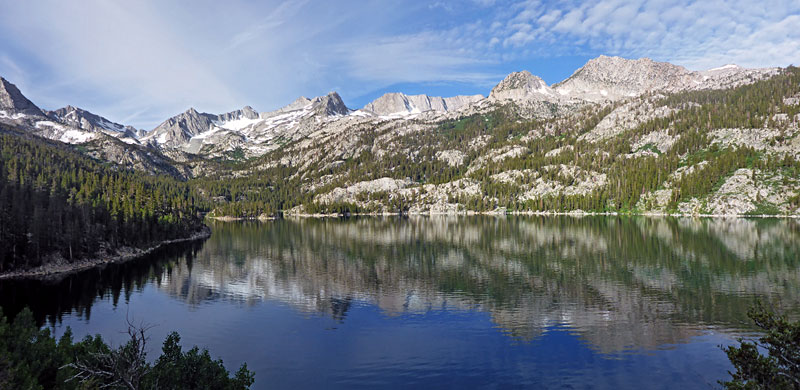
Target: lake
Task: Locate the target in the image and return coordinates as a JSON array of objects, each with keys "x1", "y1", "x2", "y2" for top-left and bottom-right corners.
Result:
[{"x1": 2, "y1": 216, "x2": 799, "y2": 389}]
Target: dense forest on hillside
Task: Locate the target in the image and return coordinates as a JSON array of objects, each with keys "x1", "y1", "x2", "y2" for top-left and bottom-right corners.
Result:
[{"x1": 0, "y1": 129, "x2": 206, "y2": 272}]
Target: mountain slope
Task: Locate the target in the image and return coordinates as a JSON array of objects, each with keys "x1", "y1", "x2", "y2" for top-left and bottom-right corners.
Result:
[
  {"x1": 47, "y1": 105, "x2": 142, "y2": 139},
  {"x1": 0, "y1": 77, "x2": 47, "y2": 118},
  {"x1": 142, "y1": 91, "x2": 355, "y2": 157}
]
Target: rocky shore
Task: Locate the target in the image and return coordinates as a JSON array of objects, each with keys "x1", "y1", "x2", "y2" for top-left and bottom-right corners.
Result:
[{"x1": 0, "y1": 226, "x2": 212, "y2": 281}]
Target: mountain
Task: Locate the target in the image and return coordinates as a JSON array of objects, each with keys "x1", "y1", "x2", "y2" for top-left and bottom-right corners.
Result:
[
  {"x1": 47, "y1": 105, "x2": 142, "y2": 139},
  {"x1": 312, "y1": 92, "x2": 349, "y2": 116},
  {"x1": 144, "y1": 107, "x2": 218, "y2": 147},
  {"x1": 143, "y1": 91, "x2": 353, "y2": 156},
  {"x1": 0, "y1": 77, "x2": 47, "y2": 119},
  {"x1": 0, "y1": 77, "x2": 147, "y2": 145},
  {"x1": 553, "y1": 55, "x2": 780, "y2": 101},
  {"x1": 363, "y1": 92, "x2": 484, "y2": 116},
  {"x1": 0, "y1": 55, "x2": 797, "y2": 217},
  {"x1": 553, "y1": 56, "x2": 693, "y2": 101},
  {"x1": 217, "y1": 105, "x2": 259, "y2": 122},
  {"x1": 489, "y1": 71, "x2": 556, "y2": 102}
]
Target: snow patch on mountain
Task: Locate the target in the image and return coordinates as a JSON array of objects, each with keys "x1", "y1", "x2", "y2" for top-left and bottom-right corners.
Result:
[{"x1": 0, "y1": 110, "x2": 27, "y2": 120}]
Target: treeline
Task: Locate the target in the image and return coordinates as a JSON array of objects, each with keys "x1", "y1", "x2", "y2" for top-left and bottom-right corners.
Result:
[
  {"x1": 0, "y1": 308, "x2": 253, "y2": 389},
  {"x1": 192, "y1": 163, "x2": 306, "y2": 218},
  {"x1": 0, "y1": 132, "x2": 206, "y2": 272}
]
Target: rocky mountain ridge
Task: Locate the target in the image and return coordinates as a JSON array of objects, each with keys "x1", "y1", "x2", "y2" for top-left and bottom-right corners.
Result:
[
  {"x1": 489, "y1": 70, "x2": 557, "y2": 102},
  {"x1": 47, "y1": 105, "x2": 142, "y2": 139},
  {"x1": 0, "y1": 77, "x2": 47, "y2": 118},
  {"x1": 1, "y1": 56, "x2": 778, "y2": 155},
  {"x1": 553, "y1": 56, "x2": 779, "y2": 102},
  {"x1": 362, "y1": 92, "x2": 484, "y2": 117}
]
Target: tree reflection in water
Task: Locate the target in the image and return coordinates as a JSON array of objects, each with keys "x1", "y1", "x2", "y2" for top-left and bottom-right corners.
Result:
[{"x1": 2, "y1": 216, "x2": 799, "y2": 354}]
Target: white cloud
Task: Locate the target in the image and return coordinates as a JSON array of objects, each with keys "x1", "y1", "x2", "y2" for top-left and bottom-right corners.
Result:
[
  {"x1": 499, "y1": 0, "x2": 800, "y2": 70},
  {"x1": 0, "y1": 0, "x2": 796, "y2": 128},
  {"x1": 0, "y1": 0, "x2": 507, "y2": 127},
  {"x1": 0, "y1": 1, "x2": 241, "y2": 127}
]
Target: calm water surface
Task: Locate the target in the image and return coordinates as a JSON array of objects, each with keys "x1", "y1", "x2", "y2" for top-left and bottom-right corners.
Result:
[{"x1": 2, "y1": 216, "x2": 800, "y2": 389}]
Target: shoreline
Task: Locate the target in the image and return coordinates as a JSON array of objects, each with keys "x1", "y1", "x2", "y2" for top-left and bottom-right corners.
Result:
[
  {"x1": 0, "y1": 226, "x2": 212, "y2": 281},
  {"x1": 213, "y1": 211, "x2": 800, "y2": 219}
]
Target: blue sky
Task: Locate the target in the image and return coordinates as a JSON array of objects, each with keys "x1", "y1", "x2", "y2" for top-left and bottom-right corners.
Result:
[{"x1": 0, "y1": 0, "x2": 798, "y2": 129}]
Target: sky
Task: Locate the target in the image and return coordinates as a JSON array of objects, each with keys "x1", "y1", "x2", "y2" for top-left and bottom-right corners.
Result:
[{"x1": 0, "y1": 0, "x2": 798, "y2": 129}]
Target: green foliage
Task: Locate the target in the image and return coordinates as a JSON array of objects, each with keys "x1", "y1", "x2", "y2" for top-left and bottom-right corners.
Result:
[
  {"x1": 0, "y1": 132, "x2": 206, "y2": 272},
  {"x1": 0, "y1": 308, "x2": 253, "y2": 390},
  {"x1": 721, "y1": 302, "x2": 800, "y2": 390},
  {"x1": 745, "y1": 202, "x2": 782, "y2": 216},
  {"x1": 147, "y1": 332, "x2": 254, "y2": 390},
  {"x1": 194, "y1": 163, "x2": 304, "y2": 218}
]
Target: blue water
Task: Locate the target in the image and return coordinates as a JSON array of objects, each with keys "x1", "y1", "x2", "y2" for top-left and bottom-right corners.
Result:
[{"x1": 4, "y1": 216, "x2": 799, "y2": 389}]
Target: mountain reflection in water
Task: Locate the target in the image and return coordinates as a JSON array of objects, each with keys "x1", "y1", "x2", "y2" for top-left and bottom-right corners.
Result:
[{"x1": 3, "y1": 216, "x2": 798, "y2": 356}]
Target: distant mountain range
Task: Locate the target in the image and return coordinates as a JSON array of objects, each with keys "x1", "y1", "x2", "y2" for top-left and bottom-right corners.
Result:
[
  {"x1": 0, "y1": 55, "x2": 778, "y2": 157},
  {"x1": 1, "y1": 55, "x2": 796, "y2": 217}
]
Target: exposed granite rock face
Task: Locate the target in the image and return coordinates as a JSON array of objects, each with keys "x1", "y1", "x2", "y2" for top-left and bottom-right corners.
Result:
[
  {"x1": 487, "y1": 165, "x2": 607, "y2": 200},
  {"x1": 579, "y1": 98, "x2": 679, "y2": 143},
  {"x1": 698, "y1": 64, "x2": 781, "y2": 91},
  {"x1": 0, "y1": 77, "x2": 46, "y2": 117},
  {"x1": 554, "y1": 56, "x2": 779, "y2": 102},
  {"x1": 145, "y1": 107, "x2": 218, "y2": 147},
  {"x1": 268, "y1": 97, "x2": 312, "y2": 117},
  {"x1": 632, "y1": 129, "x2": 679, "y2": 153},
  {"x1": 47, "y1": 105, "x2": 141, "y2": 138},
  {"x1": 217, "y1": 105, "x2": 259, "y2": 122},
  {"x1": 83, "y1": 133, "x2": 189, "y2": 177},
  {"x1": 785, "y1": 93, "x2": 800, "y2": 106},
  {"x1": 705, "y1": 169, "x2": 762, "y2": 215},
  {"x1": 545, "y1": 145, "x2": 574, "y2": 157},
  {"x1": 312, "y1": 92, "x2": 349, "y2": 116},
  {"x1": 363, "y1": 92, "x2": 483, "y2": 116},
  {"x1": 315, "y1": 177, "x2": 414, "y2": 205},
  {"x1": 435, "y1": 149, "x2": 467, "y2": 167},
  {"x1": 554, "y1": 56, "x2": 693, "y2": 101},
  {"x1": 705, "y1": 168, "x2": 798, "y2": 215},
  {"x1": 400, "y1": 178, "x2": 483, "y2": 214},
  {"x1": 710, "y1": 128, "x2": 782, "y2": 151},
  {"x1": 489, "y1": 71, "x2": 556, "y2": 102}
]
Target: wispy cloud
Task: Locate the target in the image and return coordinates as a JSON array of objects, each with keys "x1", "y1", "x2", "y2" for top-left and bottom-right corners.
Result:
[
  {"x1": 497, "y1": 0, "x2": 800, "y2": 69},
  {"x1": 0, "y1": 0, "x2": 796, "y2": 128},
  {"x1": 0, "y1": 1, "x2": 241, "y2": 127},
  {"x1": 227, "y1": 0, "x2": 311, "y2": 50}
]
